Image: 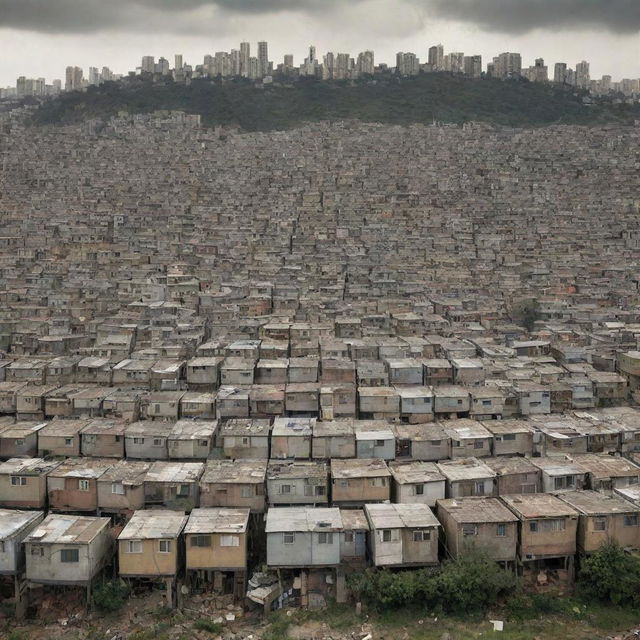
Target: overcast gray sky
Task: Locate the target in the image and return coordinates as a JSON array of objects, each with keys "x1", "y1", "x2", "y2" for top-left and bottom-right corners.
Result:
[{"x1": 1, "y1": 0, "x2": 638, "y2": 86}]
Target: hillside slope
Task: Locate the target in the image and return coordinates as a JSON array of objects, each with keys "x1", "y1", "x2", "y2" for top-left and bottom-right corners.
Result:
[{"x1": 30, "y1": 73, "x2": 640, "y2": 131}]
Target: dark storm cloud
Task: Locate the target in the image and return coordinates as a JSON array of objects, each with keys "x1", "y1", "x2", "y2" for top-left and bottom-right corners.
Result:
[
  {"x1": 426, "y1": 0, "x2": 640, "y2": 34},
  {"x1": 0, "y1": 0, "x2": 350, "y2": 33},
  {"x1": 1, "y1": 0, "x2": 638, "y2": 34}
]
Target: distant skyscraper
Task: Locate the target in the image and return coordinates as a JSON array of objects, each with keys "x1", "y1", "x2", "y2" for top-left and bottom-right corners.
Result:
[
  {"x1": 428, "y1": 44, "x2": 444, "y2": 71},
  {"x1": 447, "y1": 52, "x2": 465, "y2": 74},
  {"x1": 249, "y1": 56, "x2": 259, "y2": 80},
  {"x1": 463, "y1": 55, "x2": 482, "y2": 78},
  {"x1": 141, "y1": 56, "x2": 155, "y2": 74},
  {"x1": 396, "y1": 52, "x2": 419, "y2": 76},
  {"x1": 302, "y1": 46, "x2": 318, "y2": 77},
  {"x1": 357, "y1": 51, "x2": 374, "y2": 76},
  {"x1": 88, "y1": 67, "x2": 100, "y2": 86},
  {"x1": 65, "y1": 66, "x2": 83, "y2": 91},
  {"x1": 157, "y1": 57, "x2": 170, "y2": 75},
  {"x1": 240, "y1": 42, "x2": 251, "y2": 77},
  {"x1": 175, "y1": 54, "x2": 183, "y2": 71},
  {"x1": 230, "y1": 49, "x2": 241, "y2": 76},
  {"x1": 257, "y1": 41, "x2": 269, "y2": 78},
  {"x1": 554, "y1": 62, "x2": 568, "y2": 84},
  {"x1": 576, "y1": 60, "x2": 590, "y2": 89},
  {"x1": 493, "y1": 52, "x2": 522, "y2": 79}
]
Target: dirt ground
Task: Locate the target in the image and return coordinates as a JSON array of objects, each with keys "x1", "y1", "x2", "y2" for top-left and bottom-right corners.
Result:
[{"x1": 1, "y1": 589, "x2": 640, "y2": 640}]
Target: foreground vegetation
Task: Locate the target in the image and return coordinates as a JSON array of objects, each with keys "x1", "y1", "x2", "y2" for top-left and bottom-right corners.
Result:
[{"x1": 28, "y1": 73, "x2": 640, "y2": 131}]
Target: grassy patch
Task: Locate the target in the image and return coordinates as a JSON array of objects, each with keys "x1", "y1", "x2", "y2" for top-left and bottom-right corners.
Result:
[{"x1": 193, "y1": 619, "x2": 224, "y2": 634}]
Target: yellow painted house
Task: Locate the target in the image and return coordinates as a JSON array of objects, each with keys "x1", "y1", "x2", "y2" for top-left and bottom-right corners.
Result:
[
  {"x1": 118, "y1": 510, "x2": 187, "y2": 578},
  {"x1": 184, "y1": 507, "x2": 250, "y2": 572}
]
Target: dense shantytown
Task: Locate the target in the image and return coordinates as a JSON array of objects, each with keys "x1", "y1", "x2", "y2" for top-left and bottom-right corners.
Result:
[{"x1": 1, "y1": 108, "x2": 640, "y2": 616}]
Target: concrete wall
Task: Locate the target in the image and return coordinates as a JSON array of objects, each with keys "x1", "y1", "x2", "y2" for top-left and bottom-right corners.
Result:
[
  {"x1": 199, "y1": 482, "x2": 265, "y2": 513},
  {"x1": 578, "y1": 513, "x2": 640, "y2": 553},
  {"x1": 0, "y1": 513, "x2": 44, "y2": 574},
  {"x1": 356, "y1": 439, "x2": 395, "y2": 460},
  {"x1": 401, "y1": 527, "x2": 439, "y2": 565},
  {"x1": 97, "y1": 481, "x2": 145, "y2": 512},
  {"x1": 267, "y1": 477, "x2": 328, "y2": 506},
  {"x1": 27, "y1": 528, "x2": 110, "y2": 584},
  {"x1": 0, "y1": 474, "x2": 47, "y2": 508},
  {"x1": 271, "y1": 435, "x2": 311, "y2": 459},
  {"x1": 119, "y1": 538, "x2": 179, "y2": 577},
  {"x1": 332, "y1": 477, "x2": 390, "y2": 505},
  {"x1": 168, "y1": 439, "x2": 211, "y2": 460},
  {"x1": 519, "y1": 516, "x2": 578, "y2": 558},
  {"x1": 48, "y1": 476, "x2": 99, "y2": 511},
  {"x1": 81, "y1": 433, "x2": 125, "y2": 458},
  {"x1": 186, "y1": 532, "x2": 247, "y2": 571},
  {"x1": 312, "y1": 436, "x2": 355, "y2": 459},
  {"x1": 125, "y1": 436, "x2": 168, "y2": 460},
  {"x1": 394, "y1": 480, "x2": 445, "y2": 507},
  {"x1": 0, "y1": 433, "x2": 38, "y2": 458},
  {"x1": 223, "y1": 436, "x2": 269, "y2": 459},
  {"x1": 38, "y1": 434, "x2": 80, "y2": 457},
  {"x1": 449, "y1": 437, "x2": 491, "y2": 459}
]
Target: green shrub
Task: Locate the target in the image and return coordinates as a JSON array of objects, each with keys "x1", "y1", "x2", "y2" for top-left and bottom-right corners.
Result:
[
  {"x1": 193, "y1": 619, "x2": 224, "y2": 634},
  {"x1": 434, "y1": 552, "x2": 516, "y2": 613},
  {"x1": 347, "y1": 551, "x2": 515, "y2": 613},
  {"x1": 92, "y1": 580, "x2": 130, "y2": 612},
  {"x1": 578, "y1": 542, "x2": 640, "y2": 607}
]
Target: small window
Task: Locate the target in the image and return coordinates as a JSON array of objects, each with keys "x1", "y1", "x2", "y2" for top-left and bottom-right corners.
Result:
[
  {"x1": 462, "y1": 524, "x2": 477, "y2": 537},
  {"x1": 177, "y1": 484, "x2": 190, "y2": 497},
  {"x1": 190, "y1": 535, "x2": 212, "y2": 547},
  {"x1": 30, "y1": 545, "x2": 44, "y2": 556},
  {"x1": 457, "y1": 399, "x2": 463, "y2": 405},
  {"x1": 624, "y1": 515, "x2": 638, "y2": 527},
  {"x1": 482, "y1": 400, "x2": 492, "y2": 406},
  {"x1": 318, "y1": 532, "x2": 333, "y2": 544},
  {"x1": 127, "y1": 540, "x2": 143, "y2": 553},
  {"x1": 15, "y1": 438, "x2": 24, "y2": 446},
  {"x1": 430, "y1": 440, "x2": 441, "y2": 446},
  {"x1": 61, "y1": 548, "x2": 79, "y2": 563},
  {"x1": 153, "y1": 438, "x2": 163, "y2": 447},
  {"x1": 474, "y1": 482, "x2": 485, "y2": 496},
  {"x1": 241, "y1": 437, "x2": 250, "y2": 446},
  {"x1": 158, "y1": 540, "x2": 171, "y2": 553},
  {"x1": 374, "y1": 439, "x2": 385, "y2": 447},
  {"x1": 11, "y1": 476, "x2": 27, "y2": 486},
  {"x1": 241, "y1": 486, "x2": 253, "y2": 498},
  {"x1": 414, "y1": 484, "x2": 425, "y2": 496},
  {"x1": 413, "y1": 530, "x2": 431, "y2": 542},
  {"x1": 529, "y1": 520, "x2": 538, "y2": 532},
  {"x1": 64, "y1": 438, "x2": 73, "y2": 447},
  {"x1": 198, "y1": 439, "x2": 209, "y2": 447},
  {"x1": 280, "y1": 484, "x2": 292, "y2": 495},
  {"x1": 593, "y1": 518, "x2": 607, "y2": 532},
  {"x1": 78, "y1": 479, "x2": 90, "y2": 491},
  {"x1": 133, "y1": 437, "x2": 144, "y2": 445},
  {"x1": 496, "y1": 524, "x2": 507, "y2": 537},
  {"x1": 283, "y1": 532, "x2": 295, "y2": 544},
  {"x1": 502, "y1": 433, "x2": 516, "y2": 441},
  {"x1": 339, "y1": 479, "x2": 349, "y2": 488},
  {"x1": 344, "y1": 532, "x2": 354, "y2": 543},
  {"x1": 382, "y1": 529, "x2": 392, "y2": 542},
  {"x1": 111, "y1": 483, "x2": 125, "y2": 495},
  {"x1": 474, "y1": 440, "x2": 484, "y2": 449}
]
